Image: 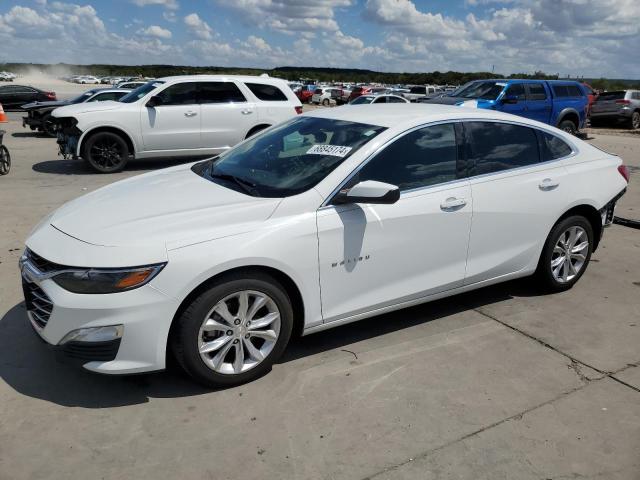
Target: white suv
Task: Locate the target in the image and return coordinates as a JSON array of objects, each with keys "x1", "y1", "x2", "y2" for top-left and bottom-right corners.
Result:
[
  {"x1": 22, "y1": 105, "x2": 628, "y2": 387},
  {"x1": 52, "y1": 75, "x2": 303, "y2": 172}
]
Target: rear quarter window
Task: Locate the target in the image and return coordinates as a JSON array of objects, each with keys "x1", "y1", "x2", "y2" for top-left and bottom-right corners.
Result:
[
  {"x1": 538, "y1": 131, "x2": 572, "y2": 161},
  {"x1": 246, "y1": 83, "x2": 288, "y2": 101}
]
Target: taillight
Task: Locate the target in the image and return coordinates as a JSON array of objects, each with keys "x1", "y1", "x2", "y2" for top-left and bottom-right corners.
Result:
[
  {"x1": 45, "y1": 92, "x2": 56, "y2": 100},
  {"x1": 615, "y1": 99, "x2": 631, "y2": 105},
  {"x1": 618, "y1": 164, "x2": 630, "y2": 183},
  {"x1": 295, "y1": 106, "x2": 303, "y2": 115}
]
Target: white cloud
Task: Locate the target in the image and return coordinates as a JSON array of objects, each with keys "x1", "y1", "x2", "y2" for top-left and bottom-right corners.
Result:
[
  {"x1": 138, "y1": 25, "x2": 173, "y2": 39},
  {"x1": 184, "y1": 13, "x2": 213, "y2": 40},
  {"x1": 131, "y1": 0, "x2": 179, "y2": 10}
]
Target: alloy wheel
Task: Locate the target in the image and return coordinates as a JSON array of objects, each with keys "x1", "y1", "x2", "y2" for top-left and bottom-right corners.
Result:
[
  {"x1": 90, "y1": 140, "x2": 124, "y2": 169},
  {"x1": 551, "y1": 226, "x2": 589, "y2": 283},
  {"x1": 0, "y1": 145, "x2": 10, "y2": 175},
  {"x1": 198, "y1": 290, "x2": 281, "y2": 375}
]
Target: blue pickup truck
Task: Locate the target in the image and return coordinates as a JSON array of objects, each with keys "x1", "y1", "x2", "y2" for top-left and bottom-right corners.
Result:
[{"x1": 425, "y1": 79, "x2": 589, "y2": 134}]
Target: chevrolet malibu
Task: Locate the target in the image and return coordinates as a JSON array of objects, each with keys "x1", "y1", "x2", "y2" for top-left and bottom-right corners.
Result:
[{"x1": 20, "y1": 105, "x2": 629, "y2": 387}]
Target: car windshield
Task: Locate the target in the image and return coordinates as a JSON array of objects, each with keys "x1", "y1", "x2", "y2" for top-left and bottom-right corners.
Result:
[
  {"x1": 409, "y1": 86, "x2": 425, "y2": 94},
  {"x1": 194, "y1": 116, "x2": 387, "y2": 198},
  {"x1": 456, "y1": 81, "x2": 506, "y2": 100},
  {"x1": 350, "y1": 96, "x2": 374, "y2": 104},
  {"x1": 119, "y1": 81, "x2": 165, "y2": 103}
]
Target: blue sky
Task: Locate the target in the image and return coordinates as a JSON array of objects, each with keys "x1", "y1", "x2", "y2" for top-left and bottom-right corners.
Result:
[{"x1": 0, "y1": 0, "x2": 638, "y2": 78}]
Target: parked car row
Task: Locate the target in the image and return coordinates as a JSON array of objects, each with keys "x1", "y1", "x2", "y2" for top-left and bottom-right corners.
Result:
[{"x1": 0, "y1": 71, "x2": 17, "y2": 82}]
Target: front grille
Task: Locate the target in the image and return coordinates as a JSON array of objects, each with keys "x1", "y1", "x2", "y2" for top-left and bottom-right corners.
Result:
[
  {"x1": 22, "y1": 280, "x2": 53, "y2": 328},
  {"x1": 25, "y1": 248, "x2": 64, "y2": 273}
]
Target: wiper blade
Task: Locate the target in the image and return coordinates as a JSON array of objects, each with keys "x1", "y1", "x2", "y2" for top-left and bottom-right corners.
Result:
[{"x1": 210, "y1": 172, "x2": 260, "y2": 197}]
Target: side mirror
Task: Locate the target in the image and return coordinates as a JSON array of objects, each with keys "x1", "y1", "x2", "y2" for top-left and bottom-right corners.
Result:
[
  {"x1": 146, "y1": 95, "x2": 163, "y2": 108},
  {"x1": 501, "y1": 94, "x2": 518, "y2": 104},
  {"x1": 332, "y1": 180, "x2": 400, "y2": 205}
]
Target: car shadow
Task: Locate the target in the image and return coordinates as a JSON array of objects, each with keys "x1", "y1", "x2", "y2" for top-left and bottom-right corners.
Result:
[
  {"x1": 32, "y1": 157, "x2": 207, "y2": 175},
  {"x1": 0, "y1": 278, "x2": 548, "y2": 408},
  {"x1": 11, "y1": 131, "x2": 53, "y2": 138}
]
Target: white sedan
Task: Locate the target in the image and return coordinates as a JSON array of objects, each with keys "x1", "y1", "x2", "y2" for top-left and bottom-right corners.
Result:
[{"x1": 21, "y1": 104, "x2": 628, "y2": 386}]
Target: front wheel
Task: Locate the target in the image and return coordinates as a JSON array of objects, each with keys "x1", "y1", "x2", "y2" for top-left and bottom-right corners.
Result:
[
  {"x1": 171, "y1": 273, "x2": 294, "y2": 388},
  {"x1": 82, "y1": 131, "x2": 129, "y2": 173},
  {"x1": 629, "y1": 111, "x2": 640, "y2": 130},
  {"x1": 535, "y1": 215, "x2": 593, "y2": 292}
]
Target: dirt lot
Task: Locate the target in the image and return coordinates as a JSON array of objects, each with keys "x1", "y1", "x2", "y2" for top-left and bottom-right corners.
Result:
[{"x1": 0, "y1": 96, "x2": 639, "y2": 479}]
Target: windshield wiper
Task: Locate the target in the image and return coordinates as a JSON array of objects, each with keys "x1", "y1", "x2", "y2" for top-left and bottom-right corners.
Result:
[{"x1": 210, "y1": 171, "x2": 261, "y2": 197}]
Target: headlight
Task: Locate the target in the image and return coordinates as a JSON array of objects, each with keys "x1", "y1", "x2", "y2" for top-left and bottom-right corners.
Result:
[{"x1": 52, "y1": 263, "x2": 166, "y2": 294}]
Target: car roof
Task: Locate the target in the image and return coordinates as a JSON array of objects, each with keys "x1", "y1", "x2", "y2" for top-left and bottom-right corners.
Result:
[
  {"x1": 303, "y1": 103, "x2": 548, "y2": 129},
  {"x1": 156, "y1": 74, "x2": 288, "y2": 85}
]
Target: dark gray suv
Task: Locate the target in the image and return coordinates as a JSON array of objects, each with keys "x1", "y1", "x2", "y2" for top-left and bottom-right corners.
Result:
[{"x1": 590, "y1": 90, "x2": 640, "y2": 129}]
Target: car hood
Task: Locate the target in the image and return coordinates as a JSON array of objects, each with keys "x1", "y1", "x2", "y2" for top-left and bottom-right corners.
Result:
[
  {"x1": 423, "y1": 96, "x2": 465, "y2": 105},
  {"x1": 21, "y1": 100, "x2": 71, "y2": 111},
  {"x1": 48, "y1": 163, "x2": 282, "y2": 250},
  {"x1": 51, "y1": 100, "x2": 122, "y2": 117}
]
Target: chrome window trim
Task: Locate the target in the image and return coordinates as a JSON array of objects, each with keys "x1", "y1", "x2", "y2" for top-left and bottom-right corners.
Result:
[{"x1": 321, "y1": 117, "x2": 578, "y2": 208}]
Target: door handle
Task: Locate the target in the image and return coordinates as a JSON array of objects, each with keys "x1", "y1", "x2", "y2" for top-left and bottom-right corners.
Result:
[
  {"x1": 440, "y1": 197, "x2": 467, "y2": 211},
  {"x1": 539, "y1": 178, "x2": 559, "y2": 191},
  {"x1": 184, "y1": 111, "x2": 198, "y2": 117},
  {"x1": 241, "y1": 109, "x2": 254, "y2": 115}
]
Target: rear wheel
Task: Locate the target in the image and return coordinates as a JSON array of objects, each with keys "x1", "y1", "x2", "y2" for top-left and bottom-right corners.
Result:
[
  {"x1": 536, "y1": 215, "x2": 593, "y2": 292},
  {"x1": 629, "y1": 111, "x2": 640, "y2": 130},
  {"x1": 558, "y1": 120, "x2": 577, "y2": 135},
  {"x1": 82, "y1": 131, "x2": 129, "y2": 173},
  {"x1": 0, "y1": 145, "x2": 10, "y2": 175},
  {"x1": 322, "y1": 98, "x2": 330, "y2": 107},
  {"x1": 171, "y1": 273, "x2": 294, "y2": 388}
]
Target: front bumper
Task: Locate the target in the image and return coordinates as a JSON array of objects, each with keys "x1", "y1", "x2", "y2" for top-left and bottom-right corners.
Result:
[{"x1": 20, "y1": 252, "x2": 178, "y2": 374}]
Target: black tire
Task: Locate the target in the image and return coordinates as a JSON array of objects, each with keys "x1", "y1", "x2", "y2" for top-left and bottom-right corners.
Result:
[
  {"x1": 558, "y1": 119, "x2": 577, "y2": 135},
  {"x1": 171, "y1": 272, "x2": 294, "y2": 388},
  {"x1": 535, "y1": 215, "x2": 593, "y2": 292},
  {"x1": 322, "y1": 98, "x2": 330, "y2": 107},
  {"x1": 0, "y1": 145, "x2": 10, "y2": 175},
  {"x1": 82, "y1": 131, "x2": 129, "y2": 173},
  {"x1": 41, "y1": 115, "x2": 57, "y2": 138},
  {"x1": 629, "y1": 111, "x2": 640, "y2": 130}
]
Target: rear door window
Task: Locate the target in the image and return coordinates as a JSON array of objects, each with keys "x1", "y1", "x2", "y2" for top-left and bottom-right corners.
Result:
[
  {"x1": 526, "y1": 83, "x2": 548, "y2": 101},
  {"x1": 552, "y1": 85, "x2": 569, "y2": 97},
  {"x1": 199, "y1": 82, "x2": 246, "y2": 104},
  {"x1": 357, "y1": 123, "x2": 459, "y2": 191},
  {"x1": 464, "y1": 121, "x2": 540, "y2": 175},
  {"x1": 245, "y1": 82, "x2": 288, "y2": 101}
]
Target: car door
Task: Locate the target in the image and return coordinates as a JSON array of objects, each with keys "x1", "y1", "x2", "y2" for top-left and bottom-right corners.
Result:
[
  {"x1": 317, "y1": 122, "x2": 472, "y2": 322},
  {"x1": 140, "y1": 81, "x2": 201, "y2": 152},
  {"x1": 199, "y1": 81, "x2": 255, "y2": 153},
  {"x1": 525, "y1": 83, "x2": 552, "y2": 123},
  {"x1": 0, "y1": 85, "x2": 16, "y2": 107},
  {"x1": 462, "y1": 121, "x2": 570, "y2": 285}
]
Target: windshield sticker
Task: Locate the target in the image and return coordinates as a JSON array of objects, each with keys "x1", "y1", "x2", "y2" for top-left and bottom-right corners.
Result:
[
  {"x1": 307, "y1": 144, "x2": 353, "y2": 157},
  {"x1": 496, "y1": 82, "x2": 507, "y2": 86},
  {"x1": 363, "y1": 130, "x2": 376, "y2": 137}
]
